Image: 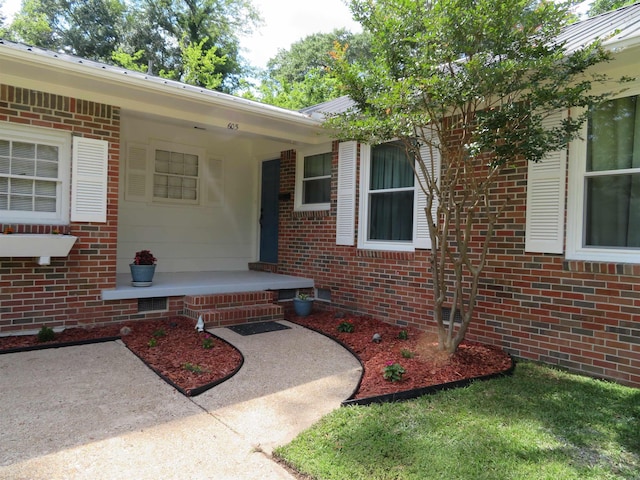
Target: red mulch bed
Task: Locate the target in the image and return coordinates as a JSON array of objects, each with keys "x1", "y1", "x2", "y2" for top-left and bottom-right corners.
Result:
[
  {"x1": 0, "y1": 312, "x2": 512, "y2": 400},
  {"x1": 120, "y1": 318, "x2": 243, "y2": 396},
  {"x1": 0, "y1": 317, "x2": 242, "y2": 396},
  {"x1": 289, "y1": 311, "x2": 513, "y2": 399}
]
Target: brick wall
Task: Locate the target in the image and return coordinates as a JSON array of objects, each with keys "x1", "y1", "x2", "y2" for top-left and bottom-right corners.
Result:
[
  {"x1": 0, "y1": 84, "x2": 177, "y2": 333},
  {"x1": 277, "y1": 142, "x2": 640, "y2": 387}
]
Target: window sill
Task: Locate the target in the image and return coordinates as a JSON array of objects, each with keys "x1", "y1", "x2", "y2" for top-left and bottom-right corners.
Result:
[
  {"x1": 0, "y1": 234, "x2": 78, "y2": 265},
  {"x1": 356, "y1": 249, "x2": 415, "y2": 261},
  {"x1": 563, "y1": 259, "x2": 640, "y2": 277},
  {"x1": 292, "y1": 210, "x2": 330, "y2": 219},
  {"x1": 293, "y1": 204, "x2": 330, "y2": 213}
]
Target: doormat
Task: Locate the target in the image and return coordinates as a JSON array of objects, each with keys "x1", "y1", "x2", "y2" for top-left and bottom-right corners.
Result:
[{"x1": 227, "y1": 321, "x2": 291, "y2": 336}]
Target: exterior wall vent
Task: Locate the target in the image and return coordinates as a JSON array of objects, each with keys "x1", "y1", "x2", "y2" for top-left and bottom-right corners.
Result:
[
  {"x1": 138, "y1": 297, "x2": 168, "y2": 312},
  {"x1": 441, "y1": 306, "x2": 462, "y2": 324},
  {"x1": 316, "y1": 288, "x2": 332, "y2": 302},
  {"x1": 277, "y1": 289, "x2": 297, "y2": 301}
]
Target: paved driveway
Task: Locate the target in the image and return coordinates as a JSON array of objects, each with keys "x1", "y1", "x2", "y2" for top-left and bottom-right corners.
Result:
[{"x1": 0, "y1": 321, "x2": 362, "y2": 479}]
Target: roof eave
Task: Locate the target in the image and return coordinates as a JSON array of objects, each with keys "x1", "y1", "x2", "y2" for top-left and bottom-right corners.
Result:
[{"x1": 0, "y1": 41, "x2": 324, "y2": 131}]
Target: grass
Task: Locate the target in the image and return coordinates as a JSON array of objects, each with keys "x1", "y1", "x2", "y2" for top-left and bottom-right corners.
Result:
[{"x1": 275, "y1": 362, "x2": 640, "y2": 480}]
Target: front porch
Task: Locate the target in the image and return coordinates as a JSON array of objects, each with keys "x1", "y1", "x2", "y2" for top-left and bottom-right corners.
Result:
[
  {"x1": 101, "y1": 270, "x2": 314, "y2": 301},
  {"x1": 102, "y1": 270, "x2": 315, "y2": 328}
]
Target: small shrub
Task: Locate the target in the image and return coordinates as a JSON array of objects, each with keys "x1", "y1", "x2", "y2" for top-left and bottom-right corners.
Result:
[
  {"x1": 152, "y1": 328, "x2": 166, "y2": 338},
  {"x1": 202, "y1": 334, "x2": 214, "y2": 349},
  {"x1": 337, "y1": 321, "x2": 355, "y2": 333},
  {"x1": 383, "y1": 362, "x2": 406, "y2": 382},
  {"x1": 148, "y1": 338, "x2": 157, "y2": 347},
  {"x1": 183, "y1": 362, "x2": 205, "y2": 374},
  {"x1": 398, "y1": 330, "x2": 408, "y2": 340},
  {"x1": 37, "y1": 326, "x2": 55, "y2": 343},
  {"x1": 401, "y1": 348, "x2": 415, "y2": 358}
]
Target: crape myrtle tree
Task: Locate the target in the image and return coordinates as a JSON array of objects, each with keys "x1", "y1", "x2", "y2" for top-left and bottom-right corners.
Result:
[
  {"x1": 328, "y1": 0, "x2": 619, "y2": 353},
  {"x1": 588, "y1": 0, "x2": 636, "y2": 17}
]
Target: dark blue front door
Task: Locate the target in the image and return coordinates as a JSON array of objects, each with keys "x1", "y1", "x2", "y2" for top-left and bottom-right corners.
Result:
[{"x1": 260, "y1": 159, "x2": 280, "y2": 263}]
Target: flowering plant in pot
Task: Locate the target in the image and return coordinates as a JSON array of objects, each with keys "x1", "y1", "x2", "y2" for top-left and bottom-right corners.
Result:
[
  {"x1": 293, "y1": 293, "x2": 314, "y2": 317},
  {"x1": 130, "y1": 249, "x2": 157, "y2": 286}
]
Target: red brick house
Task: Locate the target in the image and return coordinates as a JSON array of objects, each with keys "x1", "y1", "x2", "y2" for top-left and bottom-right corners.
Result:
[{"x1": 1, "y1": 5, "x2": 639, "y2": 387}]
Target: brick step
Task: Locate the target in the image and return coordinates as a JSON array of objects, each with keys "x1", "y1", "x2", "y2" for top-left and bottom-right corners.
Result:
[
  {"x1": 184, "y1": 291, "x2": 278, "y2": 313},
  {"x1": 196, "y1": 303, "x2": 284, "y2": 328},
  {"x1": 248, "y1": 262, "x2": 278, "y2": 273}
]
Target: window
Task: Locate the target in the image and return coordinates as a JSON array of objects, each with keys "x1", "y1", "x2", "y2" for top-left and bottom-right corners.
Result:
[
  {"x1": 567, "y1": 94, "x2": 640, "y2": 262},
  {"x1": 153, "y1": 147, "x2": 199, "y2": 203},
  {"x1": 0, "y1": 124, "x2": 70, "y2": 224},
  {"x1": 295, "y1": 145, "x2": 332, "y2": 211},
  {"x1": 358, "y1": 141, "x2": 415, "y2": 251}
]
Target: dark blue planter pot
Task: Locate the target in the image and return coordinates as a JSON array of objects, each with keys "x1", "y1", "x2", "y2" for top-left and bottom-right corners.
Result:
[
  {"x1": 293, "y1": 298, "x2": 314, "y2": 316},
  {"x1": 130, "y1": 264, "x2": 156, "y2": 286}
]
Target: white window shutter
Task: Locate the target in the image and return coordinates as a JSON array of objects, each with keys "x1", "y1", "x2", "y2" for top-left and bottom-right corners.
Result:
[
  {"x1": 71, "y1": 137, "x2": 108, "y2": 223},
  {"x1": 125, "y1": 143, "x2": 148, "y2": 202},
  {"x1": 415, "y1": 132, "x2": 440, "y2": 249},
  {"x1": 525, "y1": 110, "x2": 567, "y2": 254},
  {"x1": 336, "y1": 141, "x2": 357, "y2": 246}
]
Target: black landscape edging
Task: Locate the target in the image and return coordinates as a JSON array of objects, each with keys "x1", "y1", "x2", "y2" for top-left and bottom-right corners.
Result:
[
  {"x1": 123, "y1": 335, "x2": 245, "y2": 397},
  {"x1": 341, "y1": 358, "x2": 516, "y2": 407},
  {"x1": 0, "y1": 336, "x2": 121, "y2": 355},
  {"x1": 1, "y1": 328, "x2": 244, "y2": 398},
  {"x1": 289, "y1": 318, "x2": 515, "y2": 407}
]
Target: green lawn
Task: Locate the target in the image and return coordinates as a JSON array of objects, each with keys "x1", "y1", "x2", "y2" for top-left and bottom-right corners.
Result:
[{"x1": 275, "y1": 362, "x2": 640, "y2": 480}]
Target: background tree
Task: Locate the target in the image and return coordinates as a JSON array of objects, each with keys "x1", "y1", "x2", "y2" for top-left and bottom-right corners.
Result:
[
  {"x1": 120, "y1": 0, "x2": 261, "y2": 92},
  {"x1": 588, "y1": 0, "x2": 636, "y2": 16},
  {"x1": 4, "y1": 0, "x2": 260, "y2": 93},
  {"x1": 0, "y1": 0, "x2": 7, "y2": 37},
  {"x1": 328, "y1": 0, "x2": 617, "y2": 353},
  {"x1": 258, "y1": 29, "x2": 371, "y2": 109},
  {"x1": 8, "y1": 0, "x2": 125, "y2": 61}
]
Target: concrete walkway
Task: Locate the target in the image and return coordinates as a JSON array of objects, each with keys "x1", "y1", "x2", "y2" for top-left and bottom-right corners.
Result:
[{"x1": 0, "y1": 320, "x2": 362, "y2": 480}]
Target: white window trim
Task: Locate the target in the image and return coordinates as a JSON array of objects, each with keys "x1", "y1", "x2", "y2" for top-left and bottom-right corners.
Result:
[
  {"x1": 0, "y1": 123, "x2": 71, "y2": 225},
  {"x1": 294, "y1": 144, "x2": 332, "y2": 212},
  {"x1": 566, "y1": 101, "x2": 640, "y2": 263},
  {"x1": 150, "y1": 140, "x2": 205, "y2": 206},
  {"x1": 357, "y1": 143, "x2": 416, "y2": 252}
]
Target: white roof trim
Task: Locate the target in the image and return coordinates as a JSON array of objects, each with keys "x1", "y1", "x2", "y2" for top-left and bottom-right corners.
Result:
[{"x1": 0, "y1": 39, "x2": 321, "y2": 127}]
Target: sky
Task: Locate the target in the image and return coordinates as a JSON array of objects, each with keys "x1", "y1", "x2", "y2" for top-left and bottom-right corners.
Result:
[{"x1": 0, "y1": 0, "x2": 362, "y2": 69}]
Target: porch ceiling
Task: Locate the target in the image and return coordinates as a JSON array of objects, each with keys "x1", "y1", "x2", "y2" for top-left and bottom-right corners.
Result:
[{"x1": 101, "y1": 270, "x2": 314, "y2": 301}]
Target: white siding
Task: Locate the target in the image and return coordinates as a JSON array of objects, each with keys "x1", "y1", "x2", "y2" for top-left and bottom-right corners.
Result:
[{"x1": 117, "y1": 116, "x2": 258, "y2": 273}]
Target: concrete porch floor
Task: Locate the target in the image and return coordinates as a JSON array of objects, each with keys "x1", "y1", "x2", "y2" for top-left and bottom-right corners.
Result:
[{"x1": 101, "y1": 270, "x2": 314, "y2": 301}]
